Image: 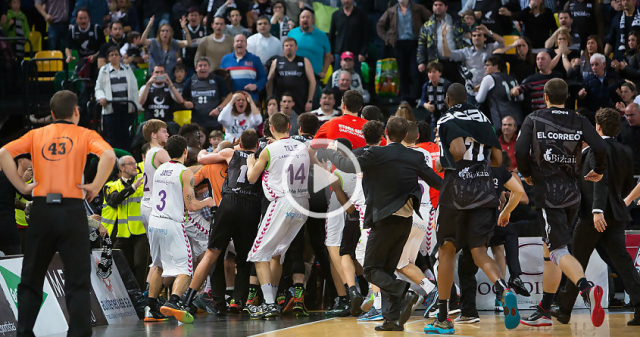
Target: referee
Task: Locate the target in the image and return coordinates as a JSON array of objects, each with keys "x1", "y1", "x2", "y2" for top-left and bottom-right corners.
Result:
[{"x1": 0, "y1": 90, "x2": 116, "y2": 337}]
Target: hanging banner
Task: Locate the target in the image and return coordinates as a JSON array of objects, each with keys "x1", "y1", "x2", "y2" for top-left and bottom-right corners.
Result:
[
  {"x1": 89, "y1": 251, "x2": 138, "y2": 324},
  {"x1": 0, "y1": 284, "x2": 17, "y2": 337}
]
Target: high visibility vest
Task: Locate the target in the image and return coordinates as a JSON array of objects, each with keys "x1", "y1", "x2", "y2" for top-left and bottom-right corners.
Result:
[
  {"x1": 101, "y1": 175, "x2": 145, "y2": 238},
  {"x1": 15, "y1": 178, "x2": 33, "y2": 227}
]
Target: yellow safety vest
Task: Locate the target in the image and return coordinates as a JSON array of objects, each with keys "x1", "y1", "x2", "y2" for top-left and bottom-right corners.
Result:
[
  {"x1": 101, "y1": 175, "x2": 145, "y2": 238},
  {"x1": 15, "y1": 178, "x2": 33, "y2": 227}
]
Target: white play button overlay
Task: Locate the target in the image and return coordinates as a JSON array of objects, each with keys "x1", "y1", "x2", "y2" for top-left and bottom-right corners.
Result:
[{"x1": 313, "y1": 163, "x2": 339, "y2": 193}]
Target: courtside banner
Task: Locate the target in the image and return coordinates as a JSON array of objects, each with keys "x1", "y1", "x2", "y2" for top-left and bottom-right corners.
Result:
[
  {"x1": 0, "y1": 257, "x2": 68, "y2": 336},
  {"x1": 0, "y1": 283, "x2": 17, "y2": 337},
  {"x1": 89, "y1": 251, "x2": 138, "y2": 324},
  {"x1": 454, "y1": 237, "x2": 609, "y2": 310}
]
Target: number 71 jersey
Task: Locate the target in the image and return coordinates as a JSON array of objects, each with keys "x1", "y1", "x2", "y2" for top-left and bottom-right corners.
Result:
[
  {"x1": 150, "y1": 161, "x2": 188, "y2": 222},
  {"x1": 262, "y1": 138, "x2": 310, "y2": 201}
]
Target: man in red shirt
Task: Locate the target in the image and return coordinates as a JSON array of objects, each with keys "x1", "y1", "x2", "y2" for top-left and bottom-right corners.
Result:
[{"x1": 498, "y1": 116, "x2": 517, "y2": 171}]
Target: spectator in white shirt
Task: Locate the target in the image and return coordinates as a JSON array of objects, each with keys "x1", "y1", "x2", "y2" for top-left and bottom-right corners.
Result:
[
  {"x1": 311, "y1": 87, "x2": 341, "y2": 125},
  {"x1": 218, "y1": 91, "x2": 263, "y2": 141},
  {"x1": 247, "y1": 15, "x2": 283, "y2": 65}
]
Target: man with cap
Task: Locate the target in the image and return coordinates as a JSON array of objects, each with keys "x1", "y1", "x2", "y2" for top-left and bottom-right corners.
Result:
[{"x1": 331, "y1": 51, "x2": 365, "y2": 95}]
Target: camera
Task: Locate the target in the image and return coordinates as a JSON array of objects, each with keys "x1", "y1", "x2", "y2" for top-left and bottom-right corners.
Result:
[{"x1": 157, "y1": 75, "x2": 165, "y2": 82}]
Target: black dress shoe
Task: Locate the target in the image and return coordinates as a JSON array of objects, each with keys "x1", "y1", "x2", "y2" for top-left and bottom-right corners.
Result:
[
  {"x1": 375, "y1": 320, "x2": 403, "y2": 331},
  {"x1": 628, "y1": 306, "x2": 640, "y2": 326},
  {"x1": 349, "y1": 287, "x2": 364, "y2": 317},
  {"x1": 549, "y1": 305, "x2": 570, "y2": 324},
  {"x1": 399, "y1": 290, "x2": 420, "y2": 325}
]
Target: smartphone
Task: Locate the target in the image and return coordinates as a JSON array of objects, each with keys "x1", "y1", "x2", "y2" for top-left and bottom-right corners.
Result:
[{"x1": 157, "y1": 75, "x2": 165, "y2": 82}]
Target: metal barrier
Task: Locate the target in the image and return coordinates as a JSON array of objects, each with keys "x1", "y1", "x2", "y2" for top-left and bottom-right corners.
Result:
[{"x1": 94, "y1": 100, "x2": 141, "y2": 138}]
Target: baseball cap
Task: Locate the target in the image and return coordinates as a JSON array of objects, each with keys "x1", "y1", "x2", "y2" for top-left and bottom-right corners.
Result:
[{"x1": 341, "y1": 51, "x2": 354, "y2": 60}]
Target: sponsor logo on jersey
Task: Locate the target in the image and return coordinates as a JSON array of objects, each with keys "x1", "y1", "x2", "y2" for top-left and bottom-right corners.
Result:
[
  {"x1": 536, "y1": 131, "x2": 581, "y2": 141},
  {"x1": 573, "y1": 10, "x2": 590, "y2": 17},
  {"x1": 285, "y1": 211, "x2": 305, "y2": 220},
  {"x1": 551, "y1": 110, "x2": 568, "y2": 115},
  {"x1": 543, "y1": 149, "x2": 576, "y2": 164},
  {"x1": 279, "y1": 70, "x2": 302, "y2": 77},
  {"x1": 458, "y1": 167, "x2": 490, "y2": 179}
]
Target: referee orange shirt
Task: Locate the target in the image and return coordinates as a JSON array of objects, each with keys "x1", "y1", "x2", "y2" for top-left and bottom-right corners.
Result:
[{"x1": 3, "y1": 121, "x2": 113, "y2": 199}]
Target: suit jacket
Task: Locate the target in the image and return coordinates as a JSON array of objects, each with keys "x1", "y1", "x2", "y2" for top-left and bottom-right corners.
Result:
[
  {"x1": 580, "y1": 138, "x2": 634, "y2": 222},
  {"x1": 317, "y1": 143, "x2": 442, "y2": 228}
]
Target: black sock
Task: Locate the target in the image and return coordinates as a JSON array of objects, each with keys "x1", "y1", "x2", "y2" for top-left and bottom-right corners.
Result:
[
  {"x1": 148, "y1": 297, "x2": 158, "y2": 309},
  {"x1": 344, "y1": 283, "x2": 349, "y2": 295},
  {"x1": 494, "y1": 279, "x2": 508, "y2": 294},
  {"x1": 169, "y1": 294, "x2": 181, "y2": 305},
  {"x1": 540, "y1": 292, "x2": 554, "y2": 311},
  {"x1": 183, "y1": 288, "x2": 197, "y2": 307},
  {"x1": 577, "y1": 278, "x2": 591, "y2": 293},
  {"x1": 357, "y1": 275, "x2": 368, "y2": 294},
  {"x1": 437, "y1": 299, "x2": 448, "y2": 322}
]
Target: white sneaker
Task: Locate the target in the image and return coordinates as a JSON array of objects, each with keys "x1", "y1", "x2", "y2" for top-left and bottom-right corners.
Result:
[{"x1": 454, "y1": 316, "x2": 480, "y2": 324}]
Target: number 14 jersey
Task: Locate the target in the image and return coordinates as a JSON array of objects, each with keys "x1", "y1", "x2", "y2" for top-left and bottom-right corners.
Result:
[
  {"x1": 151, "y1": 161, "x2": 187, "y2": 222},
  {"x1": 262, "y1": 138, "x2": 310, "y2": 201}
]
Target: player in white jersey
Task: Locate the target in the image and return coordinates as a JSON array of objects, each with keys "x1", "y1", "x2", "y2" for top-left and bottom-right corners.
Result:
[
  {"x1": 246, "y1": 113, "x2": 310, "y2": 319},
  {"x1": 145, "y1": 135, "x2": 214, "y2": 324}
]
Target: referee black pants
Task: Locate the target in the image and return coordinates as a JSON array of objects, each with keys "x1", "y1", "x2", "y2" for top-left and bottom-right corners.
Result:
[
  {"x1": 558, "y1": 214, "x2": 640, "y2": 312},
  {"x1": 363, "y1": 215, "x2": 412, "y2": 321},
  {"x1": 18, "y1": 198, "x2": 91, "y2": 337}
]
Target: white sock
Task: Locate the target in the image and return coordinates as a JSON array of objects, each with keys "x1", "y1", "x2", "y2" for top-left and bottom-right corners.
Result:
[
  {"x1": 262, "y1": 284, "x2": 275, "y2": 304},
  {"x1": 373, "y1": 292, "x2": 382, "y2": 310},
  {"x1": 424, "y1": 269, "x2": 435, "y2": 281},
  {"x1": 420, "y1": 278, "x2": 435, "y2": 294}
]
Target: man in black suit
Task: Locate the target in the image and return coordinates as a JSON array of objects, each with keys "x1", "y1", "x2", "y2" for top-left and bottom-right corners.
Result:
[
  {"x1": 554, "y1": 107, "x2": 640, "y2": 326},
  {"x1": 316, "y1": 116, "x2": 442, "y2": 331}
]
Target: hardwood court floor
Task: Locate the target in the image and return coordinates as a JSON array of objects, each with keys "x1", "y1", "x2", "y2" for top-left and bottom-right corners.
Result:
[{"x1": 88, "y1": 309, "x2": 638, "y2": 337}]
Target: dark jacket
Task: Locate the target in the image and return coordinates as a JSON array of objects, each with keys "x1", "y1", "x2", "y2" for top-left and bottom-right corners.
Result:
[
  {"x1": 580, "y1": 138, "x2": 634, "y2": 222},
  {"x1": 317, "y1": 143, "x2": 442, "y2": 228},
  {"x1": 580, "y1": 71, "x2": 621, "y2": 113},
  {"x1": 329, "y1": 5, "x2": 369, "y2": 56},
  {"x1": 619, "y1": 120, "x2": 640, "y2": 174},
  {"x1": 376, "y1": 3, "x2": 432, "y2": 47}
]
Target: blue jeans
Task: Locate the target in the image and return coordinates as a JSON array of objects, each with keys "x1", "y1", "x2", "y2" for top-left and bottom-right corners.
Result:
[
  {"x1": 48, "y1": 22, "x2": 69, "y2": 52},
  {"x1": 142, "y1": 13, "x2": 171, "y2": 38}
]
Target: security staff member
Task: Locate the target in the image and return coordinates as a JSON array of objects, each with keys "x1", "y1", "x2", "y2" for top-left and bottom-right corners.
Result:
[
  {"x1": 0, "y1": 90, "x2": 116, "y2": 337},
  {"x1": 102, "y1": 155, "x2": 147, "y2": 289}
]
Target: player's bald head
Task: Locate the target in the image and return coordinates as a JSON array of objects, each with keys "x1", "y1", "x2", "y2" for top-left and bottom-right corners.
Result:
[{"x1": 446, "y1": 83, "x2": 468, "y2": 107}]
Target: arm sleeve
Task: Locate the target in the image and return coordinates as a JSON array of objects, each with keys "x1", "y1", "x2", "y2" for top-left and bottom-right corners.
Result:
[
  {"x1": 448, "y1": 49, "x2": 466, "y2": 62},
  {"x1": 590, "y1": 150, "x2": 609, "y2": 212},
  {"x1": 3, "y1": 131, "x2": 33, "y2": 158},
  {"x1": 359, "y1": 11, "x2": 369, "y2": 56},
  {"x1": 514, "y1": 116, "x2": 533, "y2": 177},
  {"x1": 249, "y1": 111, "x2": 263, "y2": 127},
  {"x1": 106, "y1": 184, "x2": 136, "y2": 207},
  {"x1": 328, "y1": 11, "x2": 337, "y2": 53},
  {"x1": 316, "y1": 147, "x2": 375, "y2": 173},
  {"x1": 254, "y1": 56, "x2": 267, "y2": 91},
  {"x1": 582, "y1": 118, "x2": 607, "y2": 175},
  {"x1": 87, "y1": 130, "x2": 113, "y2": 156},
  {"x1": 417, "y1": 24, "x2": 427, "y2": 65},
  {"x1": 182, "y1": 80, "x2": 192, "y2": 100},
  {"x1": 475, "y1": 75, "x2": 495, "y2": 103},
  {"x1": 417, "y1": 160, "x2": 443, "y2": 190},
  {"x1": 217, "y1": 104, "x2": 233, "y2": 128}
]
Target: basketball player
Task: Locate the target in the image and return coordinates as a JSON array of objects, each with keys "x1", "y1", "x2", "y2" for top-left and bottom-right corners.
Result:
[
  {"x1": 140, "y1": 119, "x2": 171, "y2": 322},
  {"x1": 147, "y1": 135, "x2": 214, "y2": 324},
  {"x1": 425, "y1": 83, "x2": 518, "y2": 335},
  {"x1": 515, "y1": 78, "x2": 606, "y2": 327},
  {"x1": 245, "y1": 112, "x2": 311, "y2": 319},
  {"x1": 173, "y1": 130, "x2": 263, "y2": 320}
]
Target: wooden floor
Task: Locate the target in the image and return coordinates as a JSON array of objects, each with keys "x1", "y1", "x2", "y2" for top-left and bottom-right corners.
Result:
[{"x1": 86, "y1": 309, "x2": 638, "y2": 337}]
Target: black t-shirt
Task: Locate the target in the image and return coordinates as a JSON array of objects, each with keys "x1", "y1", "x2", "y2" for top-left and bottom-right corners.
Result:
[
  {"x1": 66, "y1": 24, "x2": 105, "y2": 58},
  {"x1": 491, "y1": 165, "x2": 512, "y2": 195},
  {"x1": 499, "y1": 54, "x2": 536, "y2": 84},
  {"x1": 143, "y1": 83, "x2": 175, "y2": 122},
  {"x1": 222, "y1": 150, "x2": 263, "y2": 200},
  {"x1": 182, "y1": 73, "x2": 231, "y2": 128},
  {"x1": 546, "y1": 48, "x2": 580, "y2": 78}
]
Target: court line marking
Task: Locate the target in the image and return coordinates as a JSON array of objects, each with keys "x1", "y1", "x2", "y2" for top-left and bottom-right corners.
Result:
[{"x1": 248, "y1": 317, "x2": 338, "y2": 336}]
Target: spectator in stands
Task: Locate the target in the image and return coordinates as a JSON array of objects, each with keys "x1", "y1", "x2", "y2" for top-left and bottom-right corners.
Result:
[
  {"x1": 612, "y1": 31, "x2": 640, "y2": 88},
  {"x1": 616, "y1": 82, "x2": 637, "y2": 114},
  {"x1": 220, "y1": 34, "x2": 267, "y2": 102},
  {"x1": 182, "y1": 57, "x2": 233, "y2": 134},
  {"x1": 266, "y1": 37, "x2": 315, "y2": 114},
  {"x1": 459, "y1": 0, "x2": 515, "y2": 36},
  {"x1": 173, "y1": 63, "x2": 187, "y2": 94},
  {"x1": 459, "y1": 10, "x2": 478, "y2": 46},
  {"x1": 544, "y1": 10, "x2": 580, "y2": 50},
  {"x1": 195, "y1": 16, "x2": 234, "y2": 70},
  {"x1": 182, "y1": 7, "x2": 208, "y2": 78},
  {"x1": 139, "y1": 64, "x2": 185, "y2": 123},
  {"x1": 565, "y1": 0, "x2": 603, "y2": 49},
  {"x1": 71, "y1": 0, "x2": 109, "y2": 28},
  {"x1": 311, "y1": 88, "x2": 340, "y2": 125},
  {"x1": 208, "y1": 130, "x2": 224, "y2": 151},
  {"x1": 621, "y1": 103, "x2": 640, "y2": 174},
  {"x1": 218, "y1": 91, "x2": 263, "y2": 141},
  {"x1": 333, "y1": 71, "x2": 352, "y2": 111},
  {"x1": 98, "y1": 21, "x2": 127, "y2": 69},
  {"x1": 511, "y1": 51, "x2": 562, "y2": 114},
  {"x1": 270, "y1": 0, "x2": 293, "y2": 42},
  {"x1": 65, "y1": 8, "x2": 104, "y2": 71},
  {"x1": 328, "y1": 0, "x2": 368, "y2": 74},
  {"x1": 108, "y1": 0, "x2": 139, "y2": 33},
  {"x1": 568, "y1": 35, "x2": 602, "y2": 81},
  {"x1": 141, "y1": 15, "x2": 192, "y2": 80},
  {"x1": 3, "y1": 0, "x2": 29, "y2": 59},
  {"x1": 395, "y1": 102, "x2": 416, "y2": 121},
  {"x1": 417, "y1": 0, "x2": 468, "y2": 83},
  {"x1": 377, "y1": 0, "x2": 431, "y2": 101},
  {"x1": 34, "y1": 0, "x2": 69, "y2": 51},
  {"x1": 280, "y1": 92, "x2": 299, "y2": 135},
  {"x1": 476, "y1": 56, "x2": 524, "y2": 128},
  {"x1": 215, "y1": 4, "x2": 251, "y2": 38},
  {"x1": 247, "y1": 15, "x2": 283, "y2": 65},
  {"x1": 95, "y1": 46, "x2": 142, "y2": 150},
  {"x1": 442, "y1": 23, "x2": 505, "y2": 105},
  {"x1": 493, "y1": 36, "x2": 536, "y2": 83},
  {"x1": 547, "y1": 30, "x2": 580, "y2": 78},
  {"x1": 499, "y1": 0, "x2": 557, "y2": 49},
  {"x1": 499, "y1": 116, "x2": 518, "y2": 171},
  {"x1": 139, "y1": 0, "x2": 171, "y2": 37},
  {"x1": 606, "y1": 0, "x2": 640, "y2": 61},
  {"x1": 248, "y1": 0, "x2": 274, "y2": 29},
  {"x1": 120, "y1": 31, "x2": 145, "y2": 68},
  {"x1": 579, "y1": 53, "x2": 620, "y2": 113},
  {"x1": 288, "y1": 8, "x2": 332, "y2": 81},
  {"x1": 330, "y1": 52, "x2": 365, "y2": 94},
  {"x1": 420, "y1": 61, "x2": 451, "y2": 129}
]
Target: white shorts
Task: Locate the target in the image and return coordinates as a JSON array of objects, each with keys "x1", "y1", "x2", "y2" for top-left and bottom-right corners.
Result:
[
  {"x1": 325, "y1": 193, "x2": 345, "y2": 247},
  {"x1": 247, "y1": 197, "x2": 308, "y2": 264},
  {"x1": 141, "y1": 205, "x2": 151, "y2": 233},
  {"x1": 148, "y1": 215, "x2": 193, "y2": 277},
  {"x1": 420, "y1": 208, "x2": 437, "y2": 256},
  {"x1": 397, "y1": 210, "x2": 428, "y2": 269},
  {"x1": 354, "y1": 204, "x2": 368, "y2": 266},
  {"x1": 185, "y1": 212, "x2": 210, "y2": 259}
]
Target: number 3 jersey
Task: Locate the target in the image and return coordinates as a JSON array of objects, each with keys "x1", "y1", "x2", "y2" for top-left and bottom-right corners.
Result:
[
  {"x1": 151, "y1": 161, "x2": 188, "y2": 222},
  {"x1": 262, "y1": 138, "x2": 310, "y2": 201},
  {"x1": 437, "y1": 103, "x2": 502, "y2": 210},
  {"x1": 515, "y1": 107, "x2": 606, "y2": 209},
  {"x1": 223, "y1": 150, "x2": 263, "y2": 200}
]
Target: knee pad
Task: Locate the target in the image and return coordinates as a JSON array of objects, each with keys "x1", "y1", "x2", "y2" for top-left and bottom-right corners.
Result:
[{"x1": 549, "y1": 247, "x2": 570, "y2": 266}]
